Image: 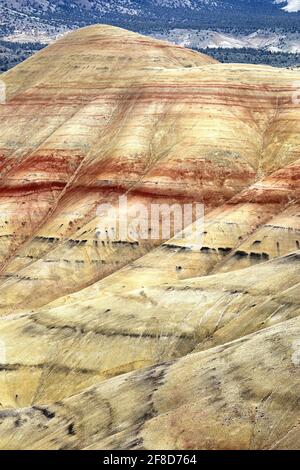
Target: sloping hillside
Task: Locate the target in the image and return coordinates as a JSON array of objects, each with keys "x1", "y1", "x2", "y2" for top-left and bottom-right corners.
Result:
[
  {"x1": 0, "y1": 25, "x2": 299, "y2": 450},
  {"x1": 1, "y1": 1, "x2": 300, "y2": 36}
]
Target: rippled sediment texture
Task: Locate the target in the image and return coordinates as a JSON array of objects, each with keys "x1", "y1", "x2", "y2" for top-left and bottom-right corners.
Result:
[{"x1": 0, "y1": 25, "x2": 299, "y2": 450}]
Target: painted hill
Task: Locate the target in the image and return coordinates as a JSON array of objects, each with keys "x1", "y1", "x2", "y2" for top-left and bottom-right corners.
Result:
[{"x1": 0, "y1": 25, "x2": 299, "y2": 450}]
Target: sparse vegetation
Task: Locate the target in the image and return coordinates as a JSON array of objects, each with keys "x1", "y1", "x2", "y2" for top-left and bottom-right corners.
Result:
[
  {"x1": 0, "y1": 41, "x2": 45, "y2": 72},
  {"x1": 195, "y1": 47, "x2": 300, "y2": 67}
]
